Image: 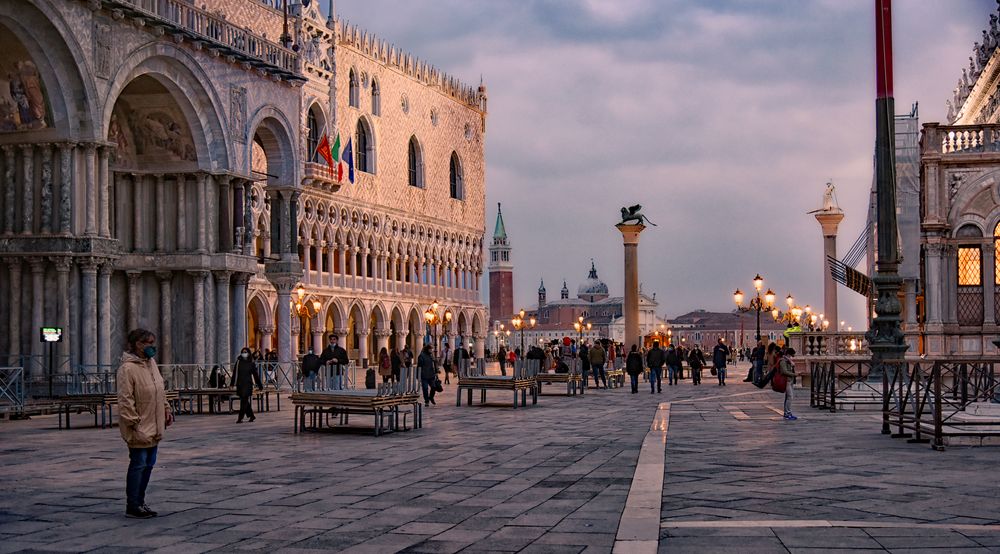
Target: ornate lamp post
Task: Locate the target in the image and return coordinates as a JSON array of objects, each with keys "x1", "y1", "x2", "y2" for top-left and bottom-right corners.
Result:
[
  {"x1": 573, "y1": 315, "x2": 592, "y2": 348},
  {"x1": 424, "y1": 301, "x2": 452, "y2": 363},
  {"x1": 733, "y1": 274, "x2": 775, "y2": 341},
  {"x1": 511, "y1": 309, "x2": 536, "y2": 355}
]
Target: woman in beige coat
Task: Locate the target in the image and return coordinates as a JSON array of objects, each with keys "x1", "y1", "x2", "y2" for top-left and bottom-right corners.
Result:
[{"x1": 117, "y1": 328, "x2": 173, "y2": 519}]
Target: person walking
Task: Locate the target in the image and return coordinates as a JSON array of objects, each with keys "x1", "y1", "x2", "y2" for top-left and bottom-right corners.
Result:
[
  {"x1": 377, "y1": 347, "x2": 392, "y2": 384},
  {"x1": 747, "y1": 340, "x2": 765, "y2": 383},
  {"x1": 578, "y1": 341, "x2": 591, "y2": 383},
  {"x1": 497, "y1": 345, "x2": 507, "y2": 376},
  {"x1": 646, "y1": 341, "x2": 665, "y2": 393},
  {"x1": 780, "y1": 347, "x2": 798, "y2": 420},
  {"x1": 441, "y1": 344, "x2": 452, "y2": 384},
  {"x1": 390, "y1": 346, "x2": 402, "y2": 383},
  {"x1": 320, "y1": 335, "x2": 349, "y2": 390},
  {"x1": 712, "y1": 339, "x2": 730, "y2": 386},
  {"x1": 665, "y1": 344, "x2": 680, "y2": 386},
  {"x1": 301, "y1": 348, "x2": 321, "y2": 391},
  {"x1": 117, "y1": 328, "x2": 173, "y2": 519},
  {"x1": 452, "y1": 342, "x2": 469, "y2": 383},
  {"x1": 232, "y1": 347, "x2": 262, "y2": 422},
  {"x1": 688, "y1": 345, "x2": 705, "y2": 385},
  {"x1": 626, "y1": 344, "x2": 643, "y2": 393},
  {"x1": 589, "y1": 340, "x2": 608, "y2": 389},
  {"x1": 417, "y1": 344, "x2": 437, "y2": 406}
]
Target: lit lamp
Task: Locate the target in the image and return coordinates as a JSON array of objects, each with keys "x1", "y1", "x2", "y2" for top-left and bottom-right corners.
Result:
[
  {"x1": 733, "y1": 274, "x2": 774, "y2": 341},
  {"x1": 511, "y1": 309, "x2": 536, "y2": 354},
  {"x1": 424, "y1": 301, "x2": 452, "y2": 361}
]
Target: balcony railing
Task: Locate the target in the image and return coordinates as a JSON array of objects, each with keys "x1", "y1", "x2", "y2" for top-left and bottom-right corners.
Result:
[
  {"x1": 110, "y1": 0, "x2": 302, "y2": 79},
  {"x1": 790, "y1": 331, "x2": 869, "y2": 358},
  {"x1": 924, "y1": 123, "x2": 1000, "y2": 155}
]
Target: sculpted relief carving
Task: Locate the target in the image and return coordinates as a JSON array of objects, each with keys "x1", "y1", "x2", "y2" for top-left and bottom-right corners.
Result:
[{"x1": 0, "y1": 32, "x2": 49, "y2": 132}]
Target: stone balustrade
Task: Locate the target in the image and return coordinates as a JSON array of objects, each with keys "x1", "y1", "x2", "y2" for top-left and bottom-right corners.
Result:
[
  {"x1": 923, "y1": 123, "x2": 1000, "y2": 155},
  {"x1": 790, "y1": 331, "x2": 870, "y2": 358}
]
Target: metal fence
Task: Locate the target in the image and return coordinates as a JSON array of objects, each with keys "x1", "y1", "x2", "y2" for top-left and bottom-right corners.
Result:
[{"x1": 0, "y1": 366, "x2": 25, "y2": 416}]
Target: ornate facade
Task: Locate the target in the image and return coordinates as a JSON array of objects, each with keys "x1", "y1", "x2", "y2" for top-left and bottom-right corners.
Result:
[{"x1": 0, "y1": 0, "x2": 488, "y2": 389}]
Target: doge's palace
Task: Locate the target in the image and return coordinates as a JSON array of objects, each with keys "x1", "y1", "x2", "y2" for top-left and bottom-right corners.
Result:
[{"x1": 0, "y1": 0, "x2": 488, "y2": 391}]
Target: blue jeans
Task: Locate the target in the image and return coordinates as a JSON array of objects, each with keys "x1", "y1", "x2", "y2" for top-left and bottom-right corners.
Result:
[
  {"x1": 305, "y1": 372, "x2": 317, "y2": 391},
  {"x1": 629, "y1": 373, "x2": 639, "y2": 392},
  {"x1": 650, "y1": 367, "x2": 662, "y2": 391},
  {"x1": 126, "y1": 446, "x2": 157, "y2": 509},
  {"x1": 753, "y1": 360, "x2": 763, "y2": 383},
  {"x1": 668, "y1": 365, "x2": 679, "y2": 384},
  {"x1": 717, "y1": 367, "x2": 727, "y2": 384},
  {"x1": 592, "y1": 363, "x2": 606, "y2": 388}
]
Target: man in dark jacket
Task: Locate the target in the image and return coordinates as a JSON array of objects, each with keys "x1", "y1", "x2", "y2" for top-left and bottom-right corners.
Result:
[
  {"x1": 625, "y1": 344, "x2": 643, "y2": 393},
  {"x1": 578, "y1": 342, "x2": 590, "y2": 382},
  {"x1": 451, "y1": 343, "x2": 469, "y2": 382},
  {"x1": 688, "y1": 346, "x2": 705, "y2": 385},
  {"x1": 712, "y1": 339, "x2": 730, "y2": 386},
  {"x1": 417, "y1": 344, "x2": 437, "y2": 406},
  {"x1": 664, "y1": 345, "x2": 681, "y2": 386},
  {"x1": 645, "y1": 341, "x2": 665, "y2": 393},
  {"x1": 748, "y1": 340, "x2": 765, "y2": 383},
  {"x1": 319, "y1": 335, "x2": 349, "y2": 390},
  {"x1": 301, "y1": 349, "x2": 322, "y2": 391}
]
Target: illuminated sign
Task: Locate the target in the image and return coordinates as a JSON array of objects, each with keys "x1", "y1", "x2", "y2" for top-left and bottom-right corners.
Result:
[{"x1": 40, "y1": 327, "x2": 64, "y2": 343}]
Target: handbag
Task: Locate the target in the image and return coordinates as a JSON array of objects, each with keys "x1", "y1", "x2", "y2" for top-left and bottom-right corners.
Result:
[
  {"x1": 710, "y1": 367, "x2": 718, "y2": 376},
  {"x1": 433, "y1": 378, "x2": 443, "y2": 393}
]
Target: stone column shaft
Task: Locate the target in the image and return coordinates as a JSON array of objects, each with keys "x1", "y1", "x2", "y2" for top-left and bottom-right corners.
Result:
[
  {"x1": 40, "y1": 144, "x2": 53, "y2": 234},
  {"x1": 21, "y1": 144, "x2": 34, "y2": 234},
  {"x1": 190, "y1": 271, "x2": 208, "y2": 364},
  {"x1": 617, "y1": 223, "x2": 645, "y2": 350},
  {"x1": 98, "y1": 145, "x2": 111, "y2": 237},
  {"x1": 302, "y1": 239, "x2": 312, "y2": 284},
  {"x1": 6, "y1": 261, "x2": 21, "y2": 364},
  {"x1": 215, "y1": 271, "x2": 231, "y2": 364},
  {"x1": 984, "y1": 243, "x2": 996, "y2": 326},
  {"x1": 28, "y1": 260, "x2": 45, "y2": 372},
  {"x1": 157, "y1": 272, "x2": 173, "y2": 365},
  {"x1": 196, "y1": 174, "x2": 207, "y2": 253},
  {"x1": 219, "y1": 176, "x2": 233, "y2": 252},
  {"x1": 177, "y1": 174, "x2": 187, "y2": 250},
  {"x1": 84, "y1": 144, "x2": 96, "y2": 235},
  {"x1": 80, "y1": 260, "x2": 98, "y2": 369},
  {"x1": 58, "y1": 143, "x2": 73, "y2": 235},
  {"x1": 232, "y1": 274, "x2": 250, "y2": 354},
  {"x1": 275, "y1": 284, "x2": 294, "y2": 388},
  {"x1": 53, "y1": 257, "x2": 72, "y2": 370},
  {"x1": 126, "y1": 271, "x2": 141, "y2": 332},
  {"x1": 98, "y1": 264, "x2": 113, "y2": 370},
  {"x1": 132, "y1": 174, "x2": 143, "y2": 251},
  {"x1": 154, "y1": 174, "x2": 166, "y2": 252},
  {"x1": 3, "y1": 146, "x2": 15, "y2": 234}
]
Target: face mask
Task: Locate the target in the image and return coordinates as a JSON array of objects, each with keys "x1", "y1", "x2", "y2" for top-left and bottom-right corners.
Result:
[
  {"x1": 143, "y1": 345, "x2": 157, "y2": 359},
  {"x1": 241, "y1": 352, "x2": 250, "y2": 359}
]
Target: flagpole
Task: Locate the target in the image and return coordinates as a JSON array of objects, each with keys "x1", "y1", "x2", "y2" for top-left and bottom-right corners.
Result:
[{"x1": 867, "y1": 0, "x2": 907, "y2": 428}]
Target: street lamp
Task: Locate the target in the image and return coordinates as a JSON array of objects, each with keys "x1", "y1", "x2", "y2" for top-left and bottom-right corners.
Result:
[
  {"x1": 733, "y1": 274, "x2": 775, "y2": 341},
  {"x1": 573, "y1": 315, "x2": 592, "y2": 347},
  {"x1": 667, "y1": 328, "x2": 673, "y2": 346},
  {"x1": 424, "y1": 301, "x2": 452, "y2": 362},
  {"x1": 511, "y1": 308, "x2": 536, "y2": 355}
]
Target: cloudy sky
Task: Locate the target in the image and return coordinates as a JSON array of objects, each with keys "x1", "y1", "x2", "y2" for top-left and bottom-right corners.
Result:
[{"x1": 333, "y1": 0, "x2": 993, "y2": 327}]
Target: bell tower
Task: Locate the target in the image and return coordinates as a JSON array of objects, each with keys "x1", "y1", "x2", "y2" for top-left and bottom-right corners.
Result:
[{"x1": 489, "y1": 203, "x2": 514, "y2": 326}]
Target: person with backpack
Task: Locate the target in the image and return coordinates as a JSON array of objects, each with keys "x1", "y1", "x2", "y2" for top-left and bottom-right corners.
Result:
[
  {"x1": 645, "y1": 341, "x2": 665, "y2": 393},
  {"x1": 625, "y1": 344, "x2": 644, "y2": 393},
  {"x1": 712, "y1": 339, "x2": 730, "y2": 386},
  {"x1": 417, "y1": 344, "x2": 437, "y2": 406},
  {"x1": 777, "y1": 347, "x2": 798, "y2": 420},
  {"x1": 589, "y1": 340, "x2": 608, "y2": 389},
  {"x1": 664, "y1": 344, "x2": 680, "y2": 386},
  {"x1": 688, "y1": 345, "x2": 705, "y2": 385},
  {"x1": 377, "y1": 347, "x2": 392, "y2": 384}
]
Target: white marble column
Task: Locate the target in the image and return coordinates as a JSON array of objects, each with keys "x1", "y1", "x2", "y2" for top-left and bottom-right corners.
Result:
[
  {"x1": 334, "y1": 327, "x2": 348, "y2": 348},
  {"x1": 98, "y1": 145, "x2": 111, "y2": 237},
  {"x1": 358, "y1": 330, "x2": 370, "y2": 366},
  {"x1": 205, "y1": 271, "x2": 216, "y2": 363},
  {"x1": 2, "y1": 145, "x2": 15, "y2": 234},
  {"x1": 474, "y1": 333, "x2": 485, "y2": 359},
  {"x1": 176, "y1": 174, "x2": 187, "y2": 251},
  {"x1": 53, "y1": 257, "x2": 71, "y2": 370},
  {"x1": 338, "y1": 246, "x2": 347, "y2": 287},
  {"x1": 275, "y1": 281, "x2": 295, "y2": 388},
  {"x1": 154, "y1": 174, "x2": 166, "y2": 252},
  {"x1": 58, "y1": 143, "x2": 73, "y2": 235},
  {"x1": 232, "y1": 273, "x2": 250, "y2": 353},
  {"x1": 21, "y1": 144, "x2": 34, "y2": 234},
  {"x1": 132, "y1": 174, "x2": 143, "y2": 251},
  {"x1": 312, "y1": 322, "x2": 323, "y2": 354},
  {"x1": 84, "y1": 144, "x2": 97, "y2": 236},
  {"x1": 98, "y1": 263, "x2": 113, "y2": 369},
  {"x1": 189, "y1": 270, "x2": 208, "y2": 364},
  {"x1": 326, "y1": 244, "x2": 336, "y2": 286},
  {"x1": 196, "y1": 174, "x2": 207, "y2": 253},
  {"x1": 926, "y1": 243, "x2": 944, "y2": 327},
  {"x1": 28, "y1": 260, "x2": 45, "y2": 373},
  {"x1": 260, "y1": 326, "x2": 274, "y2": 354},
  {"x1": 126, "y1": 271, "x2": 141, "y2": 332},
  {"x1": 375, "y1": 330, "x2": 390, "y2": 357},
  {"x1": 302, "y1": 239, "x2": 312, "y2": 284},
  {"x1": 156, "y1": 271, "x2": 173, "y2": 365},
  {"x1": 40, "y1": 144, "x2": 53, "y2": 234},
  {"x1": 79, "y1": 259, "x2": 98, "y2": 369},
  {"x1": 215, "y1": 271, "x2": 232, "y2": 363}
]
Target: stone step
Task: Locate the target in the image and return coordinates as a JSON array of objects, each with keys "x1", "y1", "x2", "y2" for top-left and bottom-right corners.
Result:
[{"x1": 967, "y1": 401, "x2": 1000, "y2": 417}]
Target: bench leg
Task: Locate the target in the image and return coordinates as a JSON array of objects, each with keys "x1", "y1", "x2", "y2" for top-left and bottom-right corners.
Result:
[
  {"x1": 513, "y1": 389, "x2": 518, "y2": 408},
  {"x1": 456, "y1": 386, "x2": 462, "y2": 406},
  {"x1": 480, "y1": 389, "x2": 486, "y2": 404}
]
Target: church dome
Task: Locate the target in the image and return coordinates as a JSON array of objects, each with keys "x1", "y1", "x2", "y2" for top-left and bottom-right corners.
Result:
[{"x1": 577, "y1": 260, "x2": 609, "y2": 301}]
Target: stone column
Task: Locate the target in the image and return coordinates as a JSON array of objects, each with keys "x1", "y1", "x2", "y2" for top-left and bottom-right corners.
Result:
[
  {"x1": 232, "y1": 273, "x2": 250, "y2": 354},
  {"x1": 326, "y1": 244, "x2": 336, "y2": 286},
  {"x1": 84, "y1": 144, "x2": 97, "y2": 236},
  {"x1": 616, "y1": 222, "x2": 646, "y2": 350},
  {"x1": 40, "y1": 144, "x2": 53, "y2": 234},
  {"x1": 375, "y1": 329, "x2": 391, "y2": 356},
  {"x1": 126, "y1": 270, "x2": 141, "y2": 332},
  {"x1": 395, "y1": 331, "x2": 408, "y2": 353},
  {"x1": 3, "y1": 145, "x2": 15, "y2": 234},
  {"x1": 334, "y1": 327, "x2": 348, "y2": 348},
  {"x1": 260, "y1": 326, "x2": 274, "y2": 354},
  {"x1": 98, "y1": 145, "x2": 111, "y2": 237},
  {"x1": 302, "y1": 239, "x2": 312, "y2": 284},
  {"x1": 79, "y1": 259, "x2": 99, "y2": 369},
  {"x1": 132, "y1": 174, "x2": 143, "y2": 251},
  {"x1": 58, "y1": 143, "x2": 74, "y2": 235},
  {"x1": 176, "y1": 174, "x2": 187, "y2": 250},
  {"x1": 926, "y1": 242, "x2": 945, "y2": 328},
  {"x1": 984, "y1": 241, "x2": 997, "y2": 326},
  {"x1": 21, "y1": 144, "x2": 34, "y2": 234},
  {"x1": 815, "y1": 210, "x2": 844, "y2": 331},
  {"x1": 196, "y1": 174, "x2": 207, "y2": 253},
  {"x1": 205, "y1": 272, "x2": 215, "y2": 363},
  {"x1": 358, "y1": 330, "x2": 370, "y2": 366},
  {"x1": 946, "y1": 245, "x2": 959, "y2": 325},
  {"x1": 98, "y1": 263, "x2": 113, "y2": 370},
  {"x1": 215, "y1": 271, "x2": 232, "y2": 363},
  {"x1": 274, "y1": 280, "x2": 296, "y2": 389},
  {"x1": 53, "y1": 257, "x2": 72, "y2": 370},
  {"x1": 474, "y1": 333, "x2": 485, "y2": 359},
  {"x1": 28, "y1": 259, "x2": 45, "y2": 375},
  {"x1": 219, "y1": 175, "x2": 233, "y2": 252},
  {"x1": 338, "y1": 247, "x2": 347, "y2": 287},
  {"x1": 189, "y1": 270, "x2": 208, "y2": 364},
  {"x1": 154, "y1": 174, "x2": 166, "y2": 252},
  {"x1": 312, "y1": 322, "x2": 323, "y2": 354},
  {"x1": 156, "y1": 271, "x2": 173, "y2": 365}
]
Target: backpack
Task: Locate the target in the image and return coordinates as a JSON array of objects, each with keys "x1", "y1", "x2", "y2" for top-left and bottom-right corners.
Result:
[{"x1": 365, "y1": 368, "x2": 376, "y2": 389}]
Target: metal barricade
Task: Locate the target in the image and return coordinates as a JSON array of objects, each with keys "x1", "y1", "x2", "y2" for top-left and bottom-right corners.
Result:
[{"x1": 0, "y1": 366, "x2": 25, "y2": 416}]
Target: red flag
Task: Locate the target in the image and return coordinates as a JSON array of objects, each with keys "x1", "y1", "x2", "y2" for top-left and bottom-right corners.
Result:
[
  {"x1": 337, "y1": 161, "x2": 343, "y2": 182},
  {"x1": 315, "y1": 134, "x2": 334, "y2": 171}
]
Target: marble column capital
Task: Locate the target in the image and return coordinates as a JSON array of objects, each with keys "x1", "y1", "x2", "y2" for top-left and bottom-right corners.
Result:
[
  {"x1": 126, "y1": 270, "x2": 142, "y2": 282},
  {"x1": 50, "y1": 256, "x2": 72, "y2": 273},
  {"x1": 233, "y1": 272, "x2": 252, "y2": 285},
  {"x1": 155, "y1": 270, "x2": 173, "y2": 282},
  {"x1": 214, "y1": 270, "x2": 232, "y2": 283},
  {"x1": 259, "y1": 326, "x2": 275, "y2": 334},
  {"x1": 374, "y1": 329, "x2": 392, "y2": 338},
  {"x1": 187, "y1": 269, "x2": 210, "y2": 281},
  {"x1": 333, "y1": 327, "x2": 348, "y2": 337},
  {"x1": 78, "y1": 257, "x2": 100, "y2": 273},
  {"x1": 26, "y1": 258, "x2": 46, "y2": 272},
  {"x1": 99, "y1": 262, "x2": 114, "y2": 276}
]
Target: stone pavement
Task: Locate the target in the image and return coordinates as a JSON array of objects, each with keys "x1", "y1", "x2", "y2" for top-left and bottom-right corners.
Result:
[{"x1": 0, "y1": 365, "x2": 998, "y2": 553}]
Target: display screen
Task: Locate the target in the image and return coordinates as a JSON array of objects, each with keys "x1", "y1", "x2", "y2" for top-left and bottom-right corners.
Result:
[{"x1": 41, "y1": 327, "x2": 63, "y2": 342}]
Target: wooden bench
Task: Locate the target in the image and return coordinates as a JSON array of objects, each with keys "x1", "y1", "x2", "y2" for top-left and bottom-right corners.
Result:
[
  {"x1": 58, "y1": 391, "x2": 180, "y2": 429},
  {"x1": 290, "y1": 390, "x2": 421, "y2": 436},
  {"x1": 456, "y1": 359, "x2": 541, "y2": 408},
  {"x1": 535, "y1": 371, "x2": 584, "y2": 396},
  {"x1": 606, "y1": 368, "x2": 626, "y2": 388},
  {"x1": 176, "y1": 388, "x2": 280, "y2": 415}
]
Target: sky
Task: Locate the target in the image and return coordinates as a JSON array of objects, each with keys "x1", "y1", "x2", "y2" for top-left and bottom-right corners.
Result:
[{"x1": 332, "y1": 0, "x2": 994, "y2": 328}]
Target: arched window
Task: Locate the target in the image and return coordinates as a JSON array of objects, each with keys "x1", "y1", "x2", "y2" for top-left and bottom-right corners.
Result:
[
  {"x1": 957, "y1": 224, "x2": 984, "y2": 326},
  {"x1": 349, "y1": 69, "x2": 359, "y2": 108},
  {"x1": 371, "y1": 78, "x2": 381, "y2": 116},
  {"x1": 306, "y1": 108, "x2": 321, "y2": 163},
  {"x1": 356, "y1": 119, "x2": 374, "y2": 173},
  {"x1": 449, "y1": 152, "x2": 463, "y2": 200},
  {"x1": 408, "y1": 136, "x2": 423, "y2": 187}
]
